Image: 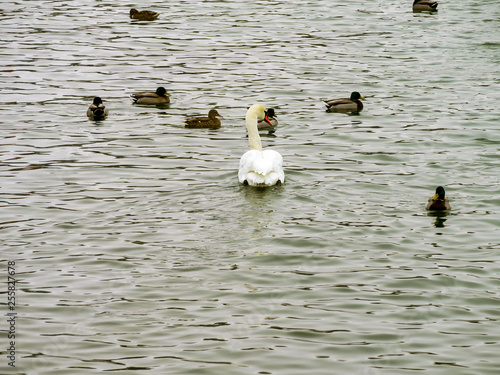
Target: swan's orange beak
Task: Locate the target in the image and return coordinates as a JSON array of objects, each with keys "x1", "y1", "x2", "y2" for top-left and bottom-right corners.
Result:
[{"x1": 264, "y1": 113, "x2": 273, "y2": 125}]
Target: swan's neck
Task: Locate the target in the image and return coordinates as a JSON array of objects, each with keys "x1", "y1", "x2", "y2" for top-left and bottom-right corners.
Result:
[{"x1": 246, "y1": 111, "x2": 262, "y2": 151}]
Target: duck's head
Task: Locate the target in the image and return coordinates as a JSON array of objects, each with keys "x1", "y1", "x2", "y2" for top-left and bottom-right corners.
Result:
[
  {"x1": 433, "y1": 186, "x2": 446, "y2": 200},
  {"x1": 156, "y1": 87, "x2": 170, "y2": 96},
  {"x1": 208, "y1": 109, "x2": 223, "y2": 118},
  {"x1": 351, "y1": 92, "x2": 365, "y2": 101},
  {"x1": 130, "y1": 9, "x2": 138, "y2": 16},
  {"x1": 266, "y1": 108, "x2": 276, "y2": 118},
  {"x1": 93, "y1": 97, "x2": 103, "y2": 105}
]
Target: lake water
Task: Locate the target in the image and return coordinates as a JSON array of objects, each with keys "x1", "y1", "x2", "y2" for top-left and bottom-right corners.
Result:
[{"x1": 1, "y1": 0, "x2": 500, "y2": 374}]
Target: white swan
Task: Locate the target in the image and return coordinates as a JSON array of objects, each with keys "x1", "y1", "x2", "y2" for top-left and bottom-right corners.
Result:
[{"x1": 238, "y1": 104, "x2": 284, "y2": 187}]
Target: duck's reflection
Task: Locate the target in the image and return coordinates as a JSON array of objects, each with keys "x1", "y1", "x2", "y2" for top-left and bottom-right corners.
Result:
[{"x1": 427, "y1": 211, "x2": 450, "y2": 228}]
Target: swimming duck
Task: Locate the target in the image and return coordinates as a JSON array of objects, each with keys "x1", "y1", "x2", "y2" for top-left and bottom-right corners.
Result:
[
  {"x1": 257, "y1": 108, "x2": 278, "y2": 134},
  {"x1": 131, "y1": 87, "x2": 170, "y2": 105},
  {"x1": 239, "y1": 104, "x2": 284, "y2": 187},
  {"x1": 185, "y1": 109, "x2": 223, "y2": 129},
  {"x1": 413, "y1": 0, "x2": 438, "y2": 12},
  {"x1": 130, "y1": 8, "x2": 159, "y2": 20},
  {"x1": 426, "y1": 186, "x2": 451, "y2": 210},
  {"x1": 87, "y1": 97, "x2": 108, "y2": 120},
  {"x1": 324, "y1": 91, "x2": 365, "y2": 113}
]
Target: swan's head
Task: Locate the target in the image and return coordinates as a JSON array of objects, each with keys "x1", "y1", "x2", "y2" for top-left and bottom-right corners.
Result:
[{"x1": 247, "y1": 104, "x2": 272, "y2": 125}]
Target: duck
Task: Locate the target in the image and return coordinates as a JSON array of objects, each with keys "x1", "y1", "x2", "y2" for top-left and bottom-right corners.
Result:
[
  {"x1": 130, "y1": 8, "x2": 159, "y2": 20},
  {"x1": 257, "y1": 108, "x2": 278, "y2": 134},
  {"x1": 185, "y1": 109, "x2": 223, "y2": 129},
  {"x1": 131, "y1": 87, "x2": 170, "y2": 105},
  {"x1": 87, "y1": 97, "x2": 108, "y2": 120},
  {"x1": 239, "y1": 104, "x2": 284, "y2": 187},
  {"x1": 324, "y1": 91, "x2": 365, "y2": 113},
  {"x1": 426, "y1": 186, "x2": 451, "y2": 210},
  {"x1": 413, "y1": 0, "x2": 438, "y2": 12}
]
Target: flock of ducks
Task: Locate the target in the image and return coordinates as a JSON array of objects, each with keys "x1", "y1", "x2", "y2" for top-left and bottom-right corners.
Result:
[
  {"x1": 128, "y1": 1, "x2": 439, "y2": 22},
  {"x1": 88, "y1": 2, "x2": 448, "y2": 211},
  {"x1": 127, "y1": 2, "x2": 439, "y2": 21},
  {"x1": 86, "y1": 92, "x2": 449, "y2": 210}
]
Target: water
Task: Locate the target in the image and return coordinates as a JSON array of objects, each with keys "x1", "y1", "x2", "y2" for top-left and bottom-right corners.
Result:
[{"x1": 1, "y1": 0, "x2": 500, "y2": 374}]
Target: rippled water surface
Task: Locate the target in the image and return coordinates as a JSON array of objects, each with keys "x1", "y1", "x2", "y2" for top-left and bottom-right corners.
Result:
[{"x1": 2, "y1": 0, "x2": 500, "y2": 374}]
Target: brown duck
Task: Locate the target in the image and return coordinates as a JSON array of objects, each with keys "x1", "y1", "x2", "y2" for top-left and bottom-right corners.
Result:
[
  {"x1": 130, "y1": 8, "x2": 159, "y2": 21},
  {"x1": 185, "y1": 109, "x2": 223, "y2": 129}
]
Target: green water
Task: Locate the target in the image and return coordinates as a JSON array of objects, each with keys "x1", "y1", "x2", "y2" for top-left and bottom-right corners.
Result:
[{"x1": 1, "y1": 0, "x2": 500, "y2": 374}]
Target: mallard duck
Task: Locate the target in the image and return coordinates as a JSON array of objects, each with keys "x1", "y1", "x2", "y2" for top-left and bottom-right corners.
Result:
[
  {"x1": 257, "y1": 108, "x2": 278, "y2": 134},
  {"x1": 413, "y1": 0, "x2": 438, "y2": 12},
  {"x1": 185, "y1": 109, "x2": 223, "y2": 129},
  {"x1": 324, "y1": 91, "x2": 365, "y2": 113},
  {"x1": 239, "y1": 104, "x2": 284, "y2": 187},
  {"x1": 87, "y1": 97, "x2": 108, "y2": 120},
  {"x1": 426, "y1": 186, "x2": 451, "y2": 210},
  {"x1": 130, "y1": 8, "x2": 159, "y2": 20},
  {"x1": 131, "y1": 87, "x2": 170, "y2": 105}
]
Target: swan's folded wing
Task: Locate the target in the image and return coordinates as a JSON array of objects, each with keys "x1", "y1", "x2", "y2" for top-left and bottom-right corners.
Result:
[{"x1": 239, "y1": 149, "x2": 284, "y2": 186}]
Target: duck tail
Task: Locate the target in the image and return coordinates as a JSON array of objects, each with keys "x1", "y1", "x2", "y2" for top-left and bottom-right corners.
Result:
[{"x1": 93, "y1": 107, "x2": 105, "y2": 117}]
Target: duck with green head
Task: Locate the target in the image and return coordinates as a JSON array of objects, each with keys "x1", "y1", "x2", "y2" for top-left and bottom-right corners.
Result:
[
  {"x1": 426, "y1": 186, "x2": 451, "y2": 210},
  {"x1": 131, "y1": 87, "x2": 170, "y2": 105},
  {"x1": 413, "y1": 0, "x2": 438, "y2": 12},
  {"x1": 87, "y1": 97, "x2": 108, "y2": 120},
  {"x1": 257, "y1": 108, "x2": 278, "y2": 134},
  {"x1": 324, "y1": 91, "x2": 365, "y2": 113}
]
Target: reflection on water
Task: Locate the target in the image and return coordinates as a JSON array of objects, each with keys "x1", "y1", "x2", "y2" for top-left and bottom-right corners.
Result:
[
  {"x1": 2, "y1": 0, "x2": 500, "y2": 374},
  {"x1": 427, "y1": 211, "x2": 450, "y2": 228}
]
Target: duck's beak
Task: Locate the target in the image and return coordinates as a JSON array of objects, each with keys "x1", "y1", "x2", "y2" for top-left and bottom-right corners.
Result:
[
  {"x1": 360, "y1": 96, "x2": 366, "y2": 100},
  {"x1": 432, "y1": 193, "x2": 439, "y2": 200},
  {"x1": 264, "y1": 113, "x2": 273, "y2": 125}
]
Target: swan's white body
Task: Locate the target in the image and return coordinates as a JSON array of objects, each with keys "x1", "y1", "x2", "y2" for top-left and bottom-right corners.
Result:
[{"x1": 239, "y1": 104, "x2": 284, "y2": 187}]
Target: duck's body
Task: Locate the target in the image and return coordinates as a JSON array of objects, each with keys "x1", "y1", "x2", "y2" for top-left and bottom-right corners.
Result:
[
  {"x1": 239, "y1": 104, "x2": 284, "y2": 187},
  {"x1": 131, "y1": 87, "x2": 170, "y2": 105},
  {"x1": 130, "y1": 8, "x2": 159, "y2": 20},
  {"x1": 257, "y1": 108, "x2": 278, "y2": 134},
  {"x1": 426, "y1": 186, "x2": 451, "y2": 210},
  {"x1": 325, "y1": 91, "x2": 365, "y2": 113},
  {"x1": 413, "y1": 0, "x2": 438, "y2": 12},
  {"x1": 185, "y1": 109, "x2": 223, "y2": 129},
  {"x1": 87, "y1": 97, "x2": 108, "y2": 120}
]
